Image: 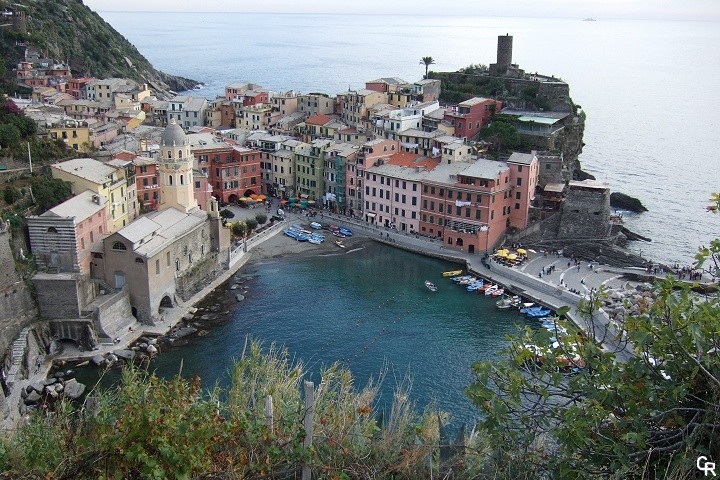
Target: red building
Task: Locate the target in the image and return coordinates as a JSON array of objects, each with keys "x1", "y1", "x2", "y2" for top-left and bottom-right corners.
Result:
[
  {"x1": 443, "y1": 97, "x2": 502, "y2": 140},
  {"x1": 205, "y1": 146, "x2": 262, "y2": 204},
  {"x1": 133, "y1": 156, "x2": 160, "y2": 211}
]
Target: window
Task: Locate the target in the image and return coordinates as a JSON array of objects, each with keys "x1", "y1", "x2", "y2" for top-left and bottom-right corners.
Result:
[
  {"x1": 411, "y1": 195, "x2": 417, "y2": 206},
  {"x1": 135, "y1": 257, "x2": 144, "y2": 264},
  {"x1": 112, "y1": 241, "x2": 127, "y2": 251},
  {"x1": 413, "y1": 184, "x2": 417, "y2": 192},
  {"x1": 465, "y1": 208, "x2": 471, "y2": 218},
  {"x1": 423, "y1": 199, "x2": 427, "y2": 209},
  {"x1": 47, "y1": 227, "x2": 58, "y2": 234},
  {"x1": 423, "y1": 185, "x2": 428, "y2": 193},
  {"x1": 515, "y1": 203, "x2": 521, "y2": 210},
  {"x1": 195, "y1": 181, "x2": 201, "y2": 188},
  {"x1": 176, "y1": 259, "x2": 180, "y2": 271},
  {"x1": 448, "y1": 190, "x2": 453, "y2": 199},
  {"x1": 439, "y1": 189, "x2": 444, "y2": 197},
  {"x1": 516, "y1": 178, "x2": 522, "y2": 186},
  {"x1": 439, "y1": 204, "x2": 444, "y2": 213},
  {"x1": 430, "y1": 201, "x2": 435, "y2": 211},
  {"x1": 518, "y1": 165, "x2": 523, "y2": 172},
  {"x1": 430, "y1": 187, "x2": 435, "y2": 195},
  {"x1": 546, "y1": 163, "x2": 552, "y2": 170},
  {"x1": 476, "y1": 210, "x2": 481, "y2": 220},
  {"x1": 167, "y1": 251, "x2": 171, "y2": 266},
  {"x1": 491, "y1": 210, "x2": 494, "y2": 220},
  {"x1": 394, "y1": 193, "x2": 399, "y2": 202},
  {"x1": 156, "y1": 259, "x2": 160, "y2": 275}
]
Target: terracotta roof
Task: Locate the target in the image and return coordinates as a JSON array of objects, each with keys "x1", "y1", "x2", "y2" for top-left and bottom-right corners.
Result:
[
  {"x1": 388, "y1": 152, "x2": 438, "y2": 171},
  {"x1": 305, "y1": 114, "x2": 332, "y2": 126}
]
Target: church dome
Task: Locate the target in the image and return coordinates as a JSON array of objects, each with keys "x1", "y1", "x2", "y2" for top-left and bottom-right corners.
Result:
[{"x1": 160, "y1": 118, "x2": 187, "y2": 147}]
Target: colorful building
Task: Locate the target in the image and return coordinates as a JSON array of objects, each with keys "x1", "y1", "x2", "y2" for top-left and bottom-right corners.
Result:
[{"x1": 443, "y1": 97, "x2": 503, "y2": 139}]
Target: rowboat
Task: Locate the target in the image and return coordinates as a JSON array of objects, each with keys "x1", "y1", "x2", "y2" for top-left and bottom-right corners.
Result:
[
  {"x1": 335, "y1": 240, "x2": 346, "y2": 249},
  {"x1": 491, "y1": 287, "x2": 505, "y2": 297},
  {"x1": 424, "y1": 280, "x2": 438, "y2": 292},
  {"x1": 442, "y1": 269, "x2": 463, "y2": 277},
  {"x1": 484, "y1": 284, "x2": 499, "y2": 295}
]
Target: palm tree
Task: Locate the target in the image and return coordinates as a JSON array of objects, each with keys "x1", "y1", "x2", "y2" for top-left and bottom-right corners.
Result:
[{"x1": 420, "y1": 56, "x2": 435, "y2": 78}]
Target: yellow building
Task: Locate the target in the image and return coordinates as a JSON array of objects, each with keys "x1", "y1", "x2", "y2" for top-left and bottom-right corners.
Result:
[
  {"x1": 48, "y1": 120, "x2": 91, "y2": 152},
  {"x1": 51, "y1": 157, "x2": 139, "y2": 232}
]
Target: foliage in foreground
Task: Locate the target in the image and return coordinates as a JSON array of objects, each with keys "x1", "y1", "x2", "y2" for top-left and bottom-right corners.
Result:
[
  {"x1": 0, "y1": 342, "x2": 489, "y2": 479},
  {"x1": 468, "y1": 195, "x2": 720, "y2": 479}
]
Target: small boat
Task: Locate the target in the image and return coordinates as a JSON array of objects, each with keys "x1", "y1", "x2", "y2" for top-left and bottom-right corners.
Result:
[
  {"x1": 459, "y1": 276, "x2": 476, "y2": 285},
  {"x1": 332, "y1": 231, "x2": 346, "y2": 238},
  {"x1": 424, "y1": 280, "x2": 438, "y2": 292},
  {"x1": 309, "y1": 221, "x2": 322, "y2": 230},
  {"x1": 442, "y1": 269, "x2": 463, "y2": 277},
  {"x1": 491, "y1": 287, "x2": 505, "y2": 297},
  {"x1": 335, "y1": 240, "x2": 346, "y2": 249},
  {"x1": 466, "y1": 281, "x2": 484, "y2": 292},
  {"x1": 484, "y1": 284, "x2": 499, "y2": 296},
  {"x1": 310, "y1": 232, "x2": 325, "y2": 242},
  {"x1": 452, "y1": 275, "x2": 472, "y2": 283},
  {"x1": 338, "y1": 227, "x2": 353, "y2": 237},
  {"x1": 308, "y1": 236, "x2": 322, "y2": 245},
  {"x1": 526, "y1": 309, "x2": 552, "y2": 318},
  {"x1": 496, "y1": 296, "x2": 514, "y2": 309}
]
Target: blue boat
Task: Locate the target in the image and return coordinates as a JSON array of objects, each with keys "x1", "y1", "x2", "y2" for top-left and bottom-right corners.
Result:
[
  {"x1": 339, "y1": 227, "x2": 352, "y2": 237},
  {"x1": 466, "y1": 280, "x2": 484, "y2": 292},
  {"x1": 520, "y1": 305, "x2": 542, "y2": 314},
  {"x1": 526, "y1": 309, "x2": 552, "y2": 318}
]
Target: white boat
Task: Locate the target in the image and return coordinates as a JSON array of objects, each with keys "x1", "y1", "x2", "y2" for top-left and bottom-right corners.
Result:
[
  {"x1": 484, "y1": 284, "x2": 498, "y2": 295},
  {"x1": 496, "y1": 295, "x2": 514, "y2": 309},
  {"x1": 424, "y1": 280, "x2": 438, "y2": 292}
]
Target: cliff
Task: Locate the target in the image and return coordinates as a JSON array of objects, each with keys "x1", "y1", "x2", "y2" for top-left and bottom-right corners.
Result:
[{"x1": 1, "y1": 0, "x2": 198, "y2": 94}]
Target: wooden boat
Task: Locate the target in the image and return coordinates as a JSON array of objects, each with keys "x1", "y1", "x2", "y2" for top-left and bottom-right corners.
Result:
[
  {"x1": 484, "y1": 284, "x2": 499, "y2": 296},
  {"x1": 335, "y1": 240, "x2": 346, "y2": 249},
  {"x1": 338, "y1": 227, "x2": 353, "y2": 237},
  {"x1": 442, "y1": 269, "x2": 463, "y2": 277},
  {"x1": 491, "y1": 287, "x2": 505, "y2": 297},
  {"x1": 309, "y1": 221, "x2": 322, "y2": 230},
  {"x1": 496, "y1": 296, "x2": 514, "y2": 309},
  {"x1": 424, "y1": 280, "x2": 438, "y2": 292},
  {"x1": 451, "y1": 275, "x2": 472, "y2": 283}
]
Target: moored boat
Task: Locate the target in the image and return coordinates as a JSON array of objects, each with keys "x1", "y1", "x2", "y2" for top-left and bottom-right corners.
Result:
[
  {"x1": 484, "y1": 284, "x2": 499, "y2": 295},
  {"x1": 442, "y1": 269, "x2": 463, "y2": 277},
  {"x1": 309, "y1": 221, "x2": 322, "y2": 230},
  {"x1": 424, "y1": 280, "x2": 438, "y2": 292},
  {"x1": 491, "y1": 287, "x2": 505, "y2": 297},
  {"x1": 496, "y1": 296, "x2": 514, "y2": 309},
  {"x1": 335, "y1": 240, "x2": 346, "y2": 248}
]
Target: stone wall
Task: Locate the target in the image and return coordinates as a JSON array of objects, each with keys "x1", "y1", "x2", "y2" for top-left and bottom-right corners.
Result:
[
  {"x1": 557, "y1": 187, "x2": 611, "y2": 240},
  {"x1": 33, "y1": 275, "x2": 84, "y2": 319},
  {"x1": 175, "y1": 253, "x2": 223, "y2": 301},
  {"x1": 92, "y1": 290, "x2": 134, "y2": 342},
  {"x1": 0, "y1": 231, "x2": 37, "y2": 369}
]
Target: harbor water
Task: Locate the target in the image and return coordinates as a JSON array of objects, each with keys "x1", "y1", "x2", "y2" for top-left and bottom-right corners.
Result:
[{"x1": 75, "y1": 242, "x2": 536, "y2": 428}]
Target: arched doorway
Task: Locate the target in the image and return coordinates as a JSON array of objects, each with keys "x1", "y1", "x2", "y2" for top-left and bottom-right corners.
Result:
[
  {"x1": 114, "y1": 270, "x2": 126, "y2": 289},
  {"x1": 447, "y1": 237, "x2": 453, "y2": 245},
  {"x1": 160, "y1": 295, "x2": 173, "y2": 310},
  {"x1": 131, "y1": 306, "x2": 138, "y2": 319},
  {"x1": 228, "y1": 194, "x2": 239, "y2": 204},
  {"x1": 456, "y1": 238, "x2": 464, "y2": 247},
  {"x1": 243, "y1": 189, "x2": 256, "y2": 197}
]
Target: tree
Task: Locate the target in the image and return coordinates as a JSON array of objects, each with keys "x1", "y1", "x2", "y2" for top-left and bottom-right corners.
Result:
[
  {"x1": 254, "y1": 213, "x2": 267, "y2": 226},
  {"x1": 219, "y1": 208, "x2": 234, "y2": 219},
  {"x1": 230, "y1": 222, "x2": 246, "y2": 237},
  {"x1": 245, "y1": 218, "x2": 258, "y2": 232},
  {"x1": 3, "y1": 186, "x2": 19, "y2": 205},
  {"x1": 30, "y1": 176, "x2": 72, "y2": 213},
  {"x1": 479, "y1": 118, "x2": 521, "y2": 151},
  {"x1": 420, "y1": 56, "x2": 435, "y2": 78},
  {"x1": 467, "y1": 195, "x2": 720, "y2": 478},
  {"x1": 0, "y1": 124, "x2": 20, "y2": 149}
]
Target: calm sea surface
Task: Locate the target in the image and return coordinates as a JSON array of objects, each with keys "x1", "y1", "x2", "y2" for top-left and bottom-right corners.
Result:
[
  {"x1": 78, "y1": 12, "x2": 720, "y2": 423},
  {"x1": 76, "y1": 243, "x2": 534, "y2": 428}
]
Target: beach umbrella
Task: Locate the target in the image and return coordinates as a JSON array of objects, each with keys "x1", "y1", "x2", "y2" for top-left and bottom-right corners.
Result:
[
  {"x1": 257, "y1": 195, "x2": 266, "y2": 201},
  {"x1": 238, "y1": 196, "x2": 250, "y2": 202},
  {"x1": 508, "y1": 254, "x2": 518, "y2": 260},
  {"x1": 517, "y1": 248, "x2": 527, "y2": 255},
  {"x1": 280, "y1": 200, "x2": 288, "y2": 204},
  {"x1": 496, "y1": 251, "x2": 508, "y2": 258},
  {"x1": 249, "y1": 194, "x2": 259, "y2": 199}
]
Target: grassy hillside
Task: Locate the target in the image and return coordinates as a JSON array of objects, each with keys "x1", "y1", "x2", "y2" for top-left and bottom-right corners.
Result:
[{"x1": 0, "y1": 0, "x2": 198, "y2": 94}]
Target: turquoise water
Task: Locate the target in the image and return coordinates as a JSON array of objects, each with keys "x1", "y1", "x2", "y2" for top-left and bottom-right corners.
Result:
[{"x1": 77, "y1": 242, "x2": 534, "y2": 429}]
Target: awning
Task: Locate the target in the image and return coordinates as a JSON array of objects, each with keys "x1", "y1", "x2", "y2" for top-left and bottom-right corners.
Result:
[{"x1": 366, "y1": 213, "x2": 377, "y2": 218}]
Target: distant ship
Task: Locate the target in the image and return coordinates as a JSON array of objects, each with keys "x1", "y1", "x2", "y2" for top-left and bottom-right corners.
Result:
[{"x1": 583, "y1": 17, "x2": 597, "y2": 21}]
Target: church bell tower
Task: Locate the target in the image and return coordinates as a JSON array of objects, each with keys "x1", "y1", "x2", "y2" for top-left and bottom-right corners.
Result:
[{"x1": 158, "y1": 119, "x2": 197, "y2": 213}]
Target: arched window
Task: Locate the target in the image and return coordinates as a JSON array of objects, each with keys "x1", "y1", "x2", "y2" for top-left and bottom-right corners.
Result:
[
  {"x1": 167, "y1": 151, "x2": 172, "y2": 159},
  {"x1": 175, "y1": 259, "x2": 180, "y2": 271},
  {"x1": 169, "y1": 175, "x2": 173, "y2": 186},
  {"x1": 134, "y1": 257, "x2": 144, "y2": 264},
  {"x1": 180, "y1": 174, "x2": 184, "y2": 185},
  {"x1": 178, "y1": 150, "x2": 182, "y2": 158},
  {"x1": 112, "y1": 241, "x2": 127, "y2": 251},
  {"x1": 47, "y1": 227, "x2": 58, "y2": 234},
  {"x1": 201, "y1": 245, "x2": 205, "y2": 256}
]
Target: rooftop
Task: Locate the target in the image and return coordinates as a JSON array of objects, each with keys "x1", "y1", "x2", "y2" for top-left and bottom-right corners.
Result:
[
  {"x1": 51, "y1": 157, "x2": 119, "y2": 184},
  {"x1": 507, "y1": 152, "x2": 536, "y2": 165},
  {"x1": 40, "y1": 190, "x2": 106, "y2": 224},
  {"x1": 116, "y1": 208, "x2": 207, "y2": 257},
  {"x1": 459, "y1": 97, "x2": 493, "y2": 107},
  {"x1": 424, "y1": 158, "x2": 508, "y2": 184}
]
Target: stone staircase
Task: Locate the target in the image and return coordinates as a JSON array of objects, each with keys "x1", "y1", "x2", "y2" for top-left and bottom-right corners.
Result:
[{"x1": 5, "y1": 326, "x2": 30, "y2": 389}]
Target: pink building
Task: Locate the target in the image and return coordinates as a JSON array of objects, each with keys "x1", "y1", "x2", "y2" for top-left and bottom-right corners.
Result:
[
  {"x1": 67, "y1": 77, "x2": 95, "y2": 100},
  {"x1": 346, "y1": 139, "x2": 401, "y2": 215},
  {"x1": 28, "y1": 191, "x2": 109, "y2": 275},
  {"x1": 193, "y1": 170, "x2": 212, "y2": 211},
  {"x1": 443, "y1": 97, "x2": 503, "y2": 139},
  {"x1": 507, "y1": 152, "x2": 539, "y2": 230},
  {"x1": 363, "y1": 151, "x2": 438, "y2": 231}
]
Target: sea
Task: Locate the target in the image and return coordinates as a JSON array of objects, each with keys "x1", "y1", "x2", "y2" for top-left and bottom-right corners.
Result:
[{"x1": 74, "y1": 12, "x2": 720, "y2": 426}]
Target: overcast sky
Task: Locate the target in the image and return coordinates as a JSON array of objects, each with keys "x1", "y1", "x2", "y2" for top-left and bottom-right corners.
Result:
[{"x1": 83, "y1": 0, "x2": 720, "y2": 22}]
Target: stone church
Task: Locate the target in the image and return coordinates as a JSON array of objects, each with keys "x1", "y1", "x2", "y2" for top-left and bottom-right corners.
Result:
[
  {"x1": 91, "y1": 119, "x2": 230, "y2": 324},
  {"x1": 32, "y1": 120, "x2": 230, "y2": 348}
]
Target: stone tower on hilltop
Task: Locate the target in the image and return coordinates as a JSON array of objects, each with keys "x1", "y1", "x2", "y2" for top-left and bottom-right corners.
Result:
[
  {"x1": 158, "y1": 119, "x2": 197, "y2": 213},
  {"x1": 489, "y1": 34, "x2": 524, "y2": 78}
]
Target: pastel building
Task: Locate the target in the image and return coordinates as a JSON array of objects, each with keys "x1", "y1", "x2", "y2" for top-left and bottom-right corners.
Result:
[
  {"x1": 346, "y1": 139, "x2": 400, "y2": 215},
  {"x1": 28, "y1": 191, "x2": 108, "y2": 275},
  {"x1": 51, "y1": 157, "x2": 138, "y2": 232},
  {"x1": 506, "y1": 152, "x2": 539, "y2": 229},
  {"x1": 443, "y1": 97, "x2": 503, "y2": 139},
  {"x1": 363, "y1": 152, "x2": 437, "y2": 231}
]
